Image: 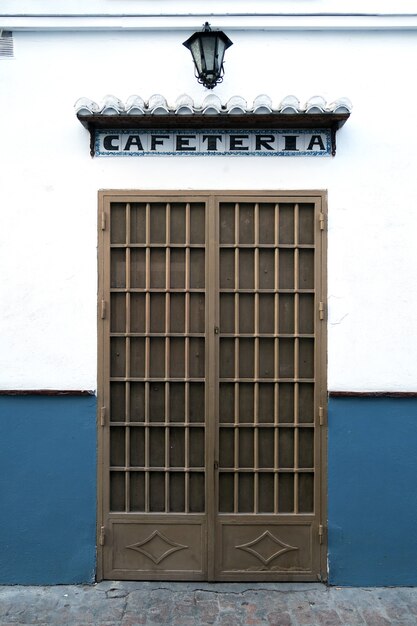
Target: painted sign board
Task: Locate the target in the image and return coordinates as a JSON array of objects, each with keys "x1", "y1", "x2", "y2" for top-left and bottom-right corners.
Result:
[{"x1": 95, "y1": 129, "x2": 331, "y2": 157}]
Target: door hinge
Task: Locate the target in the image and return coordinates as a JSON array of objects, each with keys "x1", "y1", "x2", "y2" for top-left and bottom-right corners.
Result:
[
  {"x1": 101, "y1": 212, "x2": 106, "y2": 230},
  {"x1": 319, "y1": 212, "x2": 326, "y2": 230},
  {"x1": 214, "y1": 460, "x2": 219, "y2": 470},
  {"x1": 214, "y1": 326, "x2": 219, "y2": 335},
  {"x1": 319, "y1": 406, "x2": 325, "y2": 426},
  {"x1": 99, "y1": 526, "x2": 105, "y2": 546},
  {"x1": 318, "y1": 524, "x2": 324, "y2": 544},
  {"x1": 100, "y1": 406, "x2": 106, "y2": 427},
  {"x1": 319, "y1": 301, "x2": 325, "y2": 320},
  {"x1": 100, "y1": 299, "x2": 106, "y2": 319}
]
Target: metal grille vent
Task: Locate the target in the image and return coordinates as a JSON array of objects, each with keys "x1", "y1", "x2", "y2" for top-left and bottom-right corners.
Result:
[{"x1": 0, "y1": 31, "x2": 14, "y2": 58}]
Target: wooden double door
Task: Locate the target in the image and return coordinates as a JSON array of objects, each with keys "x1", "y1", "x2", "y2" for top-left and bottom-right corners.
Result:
[{"x1": 98, "y1": 190, "x2": 327, "y2": 581}]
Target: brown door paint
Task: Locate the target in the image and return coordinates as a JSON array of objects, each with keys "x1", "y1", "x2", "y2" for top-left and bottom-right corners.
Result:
[{"x1": 97, "y1": 191, "x2": 327, "y2": 581}]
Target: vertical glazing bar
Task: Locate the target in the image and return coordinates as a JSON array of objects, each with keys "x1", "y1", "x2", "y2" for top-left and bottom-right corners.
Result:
[
  {"x1": 294, "y1": 203, "x2": 300, "y2": 514},
  {"x1": 165, "y1": 203, "x2": 170, "y2": 512},
  {"x1": 234, "y1": 203, "x2": 240, "y2": 513},
  {"x1": 274, "y1": 203, "x2": 280, "y2": 513},
  {"x1": 254, "y1": 202, "x2": 259, "y2": 513},
  {"x1": 144, "y1": 202, "x2": 151, "y2": 513},
  {"x1": 125, "y1": 203, "x2": 131, "y2": 511},
  {"x1": 185, "y1": 203, "x2": 191, "y2": 513}
]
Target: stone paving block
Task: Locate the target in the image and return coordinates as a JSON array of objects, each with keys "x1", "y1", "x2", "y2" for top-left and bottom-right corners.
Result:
[{"x1": 266, "y1": 610, "x2": 293, "y2": 626}]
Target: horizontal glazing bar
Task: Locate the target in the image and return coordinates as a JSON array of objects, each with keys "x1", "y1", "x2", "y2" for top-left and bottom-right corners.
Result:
[
  {"x1": 110, "y1": 333, "x2": 205, "y2": 338},
  {"x1": 219, "y1": 289, "x2": 315, "y2": 294},
  {"x1": 219, "y1": 333, "x2": 315, "y2": 339},
  {"x1": 217, "y1": 468, "x2": 314, "y2": 473},
  {"x1": 218, "y1": 423, "x2": 314, "y2": 428},
  {"x1": 110, "y1": 467, "x2": 206, "y2": 472},
  {"x1": 110, "y1": 422, "x2": 205, "y2": 428},
  {"x1": 110, "y1": 244, "x2": 205, "y2": 249},
  {"x1": 219, "y1": 378, "x2": 316, "y2": 383},
  {"x1": 219, "y1": 244, "x2": 315, "y2": 249},
  {"x1": 110, "y1": 377, "x2": 206, "y2": 383}
]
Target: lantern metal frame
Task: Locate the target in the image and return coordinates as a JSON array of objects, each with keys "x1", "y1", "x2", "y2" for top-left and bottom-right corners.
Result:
[{"x1": 183, "y1": 22, "x2": 233, "y2": 90}]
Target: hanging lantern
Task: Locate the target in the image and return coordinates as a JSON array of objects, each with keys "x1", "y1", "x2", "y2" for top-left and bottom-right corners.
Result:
[{"x1": 183, "y1": 22, "x2": 233, "y2": 90}]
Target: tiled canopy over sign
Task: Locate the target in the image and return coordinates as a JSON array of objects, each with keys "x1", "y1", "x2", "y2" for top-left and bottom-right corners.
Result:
[{"x1": 75, "y1": 93, "x2": 352, "y2": 117}]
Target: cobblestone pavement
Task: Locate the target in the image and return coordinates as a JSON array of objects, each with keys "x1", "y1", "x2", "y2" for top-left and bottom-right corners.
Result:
[{"x1": 1, "y1": 582, "x2": 417, "y2": 626}]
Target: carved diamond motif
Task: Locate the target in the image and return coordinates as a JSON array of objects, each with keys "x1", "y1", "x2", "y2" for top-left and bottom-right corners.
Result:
[
  {"x1": 127, "y1": 530, "x2": 188, "y2": 565},
  {"x1": 236, "y1": 530, "x2": 298, "y2": 565}
]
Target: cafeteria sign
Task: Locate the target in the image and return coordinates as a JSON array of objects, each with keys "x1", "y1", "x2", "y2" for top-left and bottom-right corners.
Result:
[{"x1": 95, "y1": 129, "x2": 331, "y2": 157}]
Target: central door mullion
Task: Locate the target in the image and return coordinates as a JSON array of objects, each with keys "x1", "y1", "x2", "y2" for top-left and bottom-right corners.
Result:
[{"x1": 206, "y1": 194, "x2": 218, "y2": 581}]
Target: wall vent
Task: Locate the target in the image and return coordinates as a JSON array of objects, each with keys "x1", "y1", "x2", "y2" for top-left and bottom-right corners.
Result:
[{"x1": 0, "y1": 31, "x2": 14, "y2": 58}]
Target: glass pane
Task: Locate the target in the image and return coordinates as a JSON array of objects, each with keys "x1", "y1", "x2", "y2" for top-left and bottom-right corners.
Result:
[
  {"x1": 190, "y1": 293, "x2": 205, "y2": 333},
  {"x1": 190, "y1": 203, "x2": 205, "y2": 244},
  {"x1": 130, "y1": 383, "x2": 145, "y2": 422},
  {"x1": 238, "y1": 474, "x2": 254, "y2": 513},
  {"x1": 170, "y1": 203, "x2": 186, "y2": 243},
  {"x1": 149, "y1": 473, "x2": 165, "y2": 512},
  {"x1": 279, "y1": 250, "x2": 294, "y2": 289},
  {"x1": 239, "y1": 294, "x2": 254, "y2": 334},
  {"x1": 239, "y1": 203, "x2": 254, "y2": 244},
  {"x1": 150, "y1": 249, "x2": 166, "y2": 289},
  {"x1": 239, "y1": 250, "x2": 254, "y2": 289},
  {"x1": 130, "y1": 472, "x2": 145, "y2": 511},
  {"x1": 150, "y1": 293, "x2": 166, "y2": 333},
  {"x1": 239, "y1": 383, "x2": 254, "y2": 423},
  {"x1": 110, "y1": 382, "x2": 125, "y2": 422},
  {"x1": 169, "y1": 473, "x2": 185, "y2": 512},
  {"x1": 170, "y1": 383, "x2": 185, "y2": 422},
  {"x1": 170, "y1": 294, "x2": 185, "y2": 334},
  {"x1": 170, "y1": 249, "x2": 185, "y2": 288},
  {"x1": 220, "y1": 249, "x2": 235, "y2": 289},
  {"x1": 130, "y1": 203, "x2": 146, "y2": 243},
  {"x1": 110, "y1": 203, "x2": 126, "y2": 244},
  {"x1": 190, "y1": 249, "x2": 205, "y2": 288},
  {"x1": 239, "y1": 339, "x2": 254, "y2": 378},
  {"x1": 219, "y1": 428, "x2": 234, "y2": 467},
  {"x1": 279, "y1": 204, "x2": 295, "y2": 244},
  {"x1": 130, "y1": 294, "x2": 146, "y2": 333},
  {"x1": 259, "y1": 339, "x2": 274, "y2": 379},
  {"x1": 279, "y1": 295, "x2": 294, "y2": 334},
  {"x1": 189, "y1": 383, "x2": 205, "y2": 422},
  {"x1": 219, "y1": 473, "x2": 234, "y2": 513},
  {"x1": 259, "y1": 294, "x2": 274, "y2": 334},
  {"x1": 169, "y1": 429, "x2": 185, "y2": 467},
  {"x1": 298, "y1": 204, "x2": 315, "y2": 245},
  {"x1": 111, "y1": 293, "x2": 126, "y2": 333},
  {"x1": 131, "y1": 338, "x2": 145, "y2": 378},
  {"x1": 111, "y1": 337, "x2": 125, "y2": 377},
  {"x1": 110, "y1": 427, "x2": 125, "y2": 466},
  {"x1": 149, "y1": 338, "x2": 165, "y2": 377},
  {"x1": 259, "y1": 203, "x2": 275, "y2": 244},
  {"x1": 111, "y1": 249, "x2": 126, "y2": 288},
  {"x1": 279, "y1": 428, "x2": 294, "y2": 468},
  {"x1": 130, "y1": 249, "x2": 146, "y2": 289},
  {"x1": 239, "y1": 429, "x2": 254, "y2": 468},
  {"x1": 258, "y1": 428, "x2": 274, "y2": 468},
  {"x1": 149, "y1": 383, "x2": 165, "y2": 421},
  {"x1": 220, "y1": 203, "x2": 235, "y2": 244},
  {"x1": 258, "y1": 250, "x2": 275, "y2": 289},
  {"x1": 278, "y1": 473, "x2": 294, "y2": 513},
  {"x1": 189, "y1": 428, "x2": 205, "y2": 467},
  {"x1": 258, "y1": 384, "x2": 274, "y2": 423},
  {"x1": 149, "y1": 203, "x2": 166, "y2": 243},
  {"x1": 220, "y1": 294, "x2": 235, "y2": 334},
  {"x1": 219, "y1": 383, "x2": 234, "y2": 423},
  {"x1": 258, "y1": 473, "x2": 274, "y2": 512},
  {"x1": 130, "y1": 427, "x2": 145, "y2": 466}
]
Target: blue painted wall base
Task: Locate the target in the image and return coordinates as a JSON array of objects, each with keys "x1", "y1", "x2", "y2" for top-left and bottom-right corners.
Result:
[
  {"x1": 328, "y1": 397, "x2": 417, "y2": 586},
  {"x1": 0, "y1": 396, "x2": 97, "y2": 584}
]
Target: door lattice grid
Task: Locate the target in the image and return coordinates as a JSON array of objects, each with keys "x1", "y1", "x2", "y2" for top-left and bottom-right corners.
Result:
[
  {"x1": 109, "y1": 201, "x2": 206, "y2": 514},
  {"x1": 218, "y1": 202, "x2": 316, "y2": 515}
]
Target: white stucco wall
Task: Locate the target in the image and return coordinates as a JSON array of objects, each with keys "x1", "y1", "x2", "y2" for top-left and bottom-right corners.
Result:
[{"x1": 1, "y1": 24, "x2": 417, "y2": 391}]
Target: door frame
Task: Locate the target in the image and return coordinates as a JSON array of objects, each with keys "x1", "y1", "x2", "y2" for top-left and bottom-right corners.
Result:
[{"x1": 96, "y1": 190, "x2": 328, "y2": 582}]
